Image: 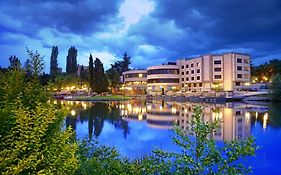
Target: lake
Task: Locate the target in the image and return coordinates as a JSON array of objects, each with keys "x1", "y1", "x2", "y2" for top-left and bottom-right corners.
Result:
[{"x1": 58, "y1": 99, "x2": 281, "y2": 174}]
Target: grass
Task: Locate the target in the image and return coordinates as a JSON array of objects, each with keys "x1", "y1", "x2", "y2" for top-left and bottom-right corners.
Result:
[{"x1": 70, "y1": 95, "x2": 131, "y2": 101}]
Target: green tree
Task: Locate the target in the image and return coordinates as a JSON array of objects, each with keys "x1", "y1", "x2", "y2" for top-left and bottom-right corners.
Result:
[
  {"x1": 8, "y1": 55, "x2": 21, "y2": 70},
  {"x1": 121, "y1": 52, "x2": 131, "y2": 73},
  {"x1": 88, "y1": 54, "x2": 94, "y2": 92},
  {"x1": 66, "y1": 46, "x2": 78, "y2": 74},
  {"x1": 50, "y1": 46, "x2": 59, "y2": 76},
  {"x1": 93, "y1": 58, "x2": 108, "y2": 93},
  {"x1": 152, "y1": 106, "x2": 257, "y2": 174},
  {"x1": 26, "y1": 48, "x2": 44, "y2": 77},
  {"x1": 106, "y1": 67, "x2": 120, "y2": 89},
  {"x1": 80, "y1": 65, "x2": 88, "y2": 83},
  {"x1": 270, "y1": 73, "x2": 281, "y2": 101}
]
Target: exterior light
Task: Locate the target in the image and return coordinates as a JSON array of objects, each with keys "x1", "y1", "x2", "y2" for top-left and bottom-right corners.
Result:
[
  {"x1": 244, "y1": 82, "x2": 250, "y2": 86},
  {"x1": 138, "y1": 74, "x2": 143, "y2": 78},
  {"x1": 71, "y1": 110, "x2": 76, "y2": 116}
]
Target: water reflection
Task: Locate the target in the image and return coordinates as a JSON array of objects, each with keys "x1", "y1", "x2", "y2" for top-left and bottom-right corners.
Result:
[{"x1": 58, "y1": 99, "x2": 272, "y2": 142}]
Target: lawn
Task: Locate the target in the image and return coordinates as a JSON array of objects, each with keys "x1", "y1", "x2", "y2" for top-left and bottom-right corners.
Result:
[{"x1": 70, "y1": 95, "x2": 131, "y2": 101}]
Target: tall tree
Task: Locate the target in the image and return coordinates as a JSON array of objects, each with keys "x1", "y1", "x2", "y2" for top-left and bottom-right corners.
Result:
[
  {"x1": 66, "y1": 46, "x2": 78, "y2": 74},
  {"x1": 121, "y1": 52, "x2": 131, "y2": 72},
  {"x1": 80, "y1": 65, "x2": 88, "y2": 83},
  {"x1": 8, "y1": 55, "x2": 21, "y2": 70},
  {"x1": 50, "y1": 46, "x2": 59, "y2": 76},
  {"x1": 93, "y1": 58, "x2": 108, "y2": 93},
  {"x1": 88, "y1": 54, "x2": 94, "y2": 91}
]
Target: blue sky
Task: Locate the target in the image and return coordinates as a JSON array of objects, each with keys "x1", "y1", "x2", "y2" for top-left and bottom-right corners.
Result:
[{"x1": 0, "y1": 0, "x2": 281, "y2": 72}]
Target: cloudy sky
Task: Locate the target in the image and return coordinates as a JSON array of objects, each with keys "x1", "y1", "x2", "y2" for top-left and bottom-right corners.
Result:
[{"x1": 0, "y1": 0, "x2": 281, "y2": 72}]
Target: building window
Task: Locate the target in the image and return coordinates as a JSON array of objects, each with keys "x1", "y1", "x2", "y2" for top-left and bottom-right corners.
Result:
[
  {"x1": 191, "y1": 70, "x2": 194, "y2": 74},
  {"x1": 236, "y1": 111, "x2": 241, "y2": 115},
  {"x1": 237, "y1": 66, "x2": 242, "y2": 71},
  {"x1": 186, "y1": 77, "x2": 189, "y2": 81},
  {"x1": 199, "y1": 83, "x2": 202, "y2": 87},
  {"x1": 191, "y1": 63, "x2": 194, "y2": 67},
  {"x1": 244, "y1": 59, "x2": 249, "y2": 64},
  {"x1": 214, "y1": 60, "x2": 221, "y2": 64},
  {"x1": 197, "y1": 62, "x2": 200, "y2": 66},
  {"x1": 186, "y1": 65, "x2": 189, "y2": 68},
  {"x1": 182, "y1": 78, "x2": 184, "y2": 81},
  {"x1": 197, "y1": 69, "x2": 200, "y2": 73},
  {"x1": 237, "y1": 58, "x2": 242, "y2": 63},
  {"x1": 214, "y1": 75, "x2": 222, "y2": 79},
  {"x1": 182, "y1": 72, "x2": 184, "y2": 75},
  {"x1": 181, "y1": 66, "x2": 184, "y2": 69},
  {"x1": 182, "y1": 84, "x2": 184, "y2": 87},
  {"x1": 186, "y1": 71, "x2": 189, "y2": 74},
  {"x1": 191, "y1": 77, "x2": 194, "y2": 81},
  {"x1": 237, "y1": 74, "x2": 242, "y2": 78},
  {"x1": 235, "y1": 82, "x2": 241, "y2": 86},
  {"x1": 197, "y1": 76, "x2": 200, "y2": 80},
  {"x1": 214, "y1": 67, "x2": 221, "y2": 72}
]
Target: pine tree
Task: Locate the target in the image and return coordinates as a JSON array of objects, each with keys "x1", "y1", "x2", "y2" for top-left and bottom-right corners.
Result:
[
  {"x1": 121, "y1": 52, "x2": 131, "y2": 73},
  {"x1": 66, "y1": 46, "x2": 78, "y2": 74},
  {"x1": 50, "y1": 46, "x2": 59, "y2": 76},
  {"x1": 88, "y1": 54, "x2": 94, "y2": 92}
]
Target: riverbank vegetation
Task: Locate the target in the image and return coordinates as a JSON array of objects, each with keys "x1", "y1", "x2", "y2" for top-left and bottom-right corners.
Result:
[{"x1": 0, "y1": 50, "x2": 258, "y2": 174}]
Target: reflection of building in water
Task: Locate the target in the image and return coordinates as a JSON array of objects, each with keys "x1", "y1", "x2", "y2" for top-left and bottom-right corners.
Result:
[
  {"x1": 177, "y1": 103, "x2": 251, "y2": 141},
  {"x1": 146, "y1": 101, "x2": 179, "y2": 129},
  {"x1": 119, "y1": 100, "x2": 147, "y2": 121}
]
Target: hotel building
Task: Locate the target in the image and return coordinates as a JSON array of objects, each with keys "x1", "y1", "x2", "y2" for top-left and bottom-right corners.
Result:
[
  {"x1": 122, "y1": 52, "x2": 251, "y2": 94},
  {"x1": 146, "y1": 63, "x2": 180, "y2": 95},
  {"x1": 121, "y1": 69, "x2": 147, "y2": 94},
  {"x1": 176, "y1": 52, "x2": 251, "y2": 92}
]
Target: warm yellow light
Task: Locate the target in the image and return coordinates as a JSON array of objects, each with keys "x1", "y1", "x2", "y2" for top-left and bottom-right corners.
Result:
[
  {"x1": 71, "y1": 110, "x2": 76, "y2": 116},
  {"x1": 138, "y1": 74, "x2": 143, "y2": 78},
  {"x1": 263, "y1": 76, "x2": 268, "y2": 81},
  {"x1": 82, "y1": 102, "x2": 87, "y2": 109},
  {"x1": 244, "y1": 82, "x2": 250, "y2": 86},
  {"x1": 263, "y1": 113, "x2": 268, "y2": 129},
  {"x1": 53, "y1": 100, "x2": 57, "y2": 105},
  {"x1": 138, "y1": 114, "x2": 143, "y2": 120},
  {"x1": 171, "y1": 86, "x2": 177, "y2": 90},
  {"x1": 171, "y1": 107, "x2": 177, "y2": 114}
]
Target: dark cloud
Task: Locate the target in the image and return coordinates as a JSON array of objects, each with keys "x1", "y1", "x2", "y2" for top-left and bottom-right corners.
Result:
[
  {"x1": 0, "y1": 0, "x2": 281, "y2": 70},
  {"x1": 0, "y1": 0, "x2": 122, "y2": 36}
]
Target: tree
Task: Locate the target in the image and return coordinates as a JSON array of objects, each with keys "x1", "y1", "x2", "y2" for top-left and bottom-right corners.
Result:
[
  {"x1": 66, "y1": 46, "x2": 78, "y2": 74},
  {"x1": 270, "y1": 73, "x2": 281, "y2": 101},
  {"x1": 8, "y1": 55, "x2": 21, "y2": 70},
  {"x1": 80, "y1": 65, "x2": 88, "y2": 83},
  {"x1": 26, "y1": 48, "x2": 44, "y2": 77},
  {"x1": 88, "y1": 54, "x2": 94, "y2": 92},
  {"x1": 93, "y1": 58, "x2": 108, "y2": 93},
  {"x1": 121, "y1": 52, "x2": 131, "y2": 73},
  {"x1": 50, "y1": 46, "x2": 59, "y2": 76},
  {"x1": 151, "y1": 106, "x2": 257, "y2": 174},
  {"x1": 106, "y1": 67, "x2": 120, "y2": 89}
]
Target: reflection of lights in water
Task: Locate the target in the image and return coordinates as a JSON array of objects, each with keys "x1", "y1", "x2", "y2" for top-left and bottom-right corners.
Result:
[
  {"x1": 172, "y1": 107, "x2": 177, "y2": 114},
  {"x1": 159, "y1": 105, "x2": 162, "y2": 111},
  {"x1": 138, "y1": 114, "x2": 143, "y2": 120},
  {"x1": 147, "y1": 105, "x2": 152, "y2": 111},
  {"x1": 82, "y1": 102, "x2": 87, "y2": 109},
  {"x1": 263, "y1": 113, "x2": 268, "y2": 129},
  {"x1": 124, "y1": 110, "x2": 128, "y2": 116},
  {"x1": 53, "y1": 100, "x2": 57, "y2": 105},
  {"x1": 212, "y1": 111, "x2": 222, "y2": 121},
  {"x1": 121, "y1": 109, "x2": 124, "y2": 116},
  {"x1": 255, "y1": 112, "x2": 258, "y2": 126},
  {"x1": 142, "y1": 107, "x2": 146, "y2": 113},
  {"x1": 127, "y1": 104, "x2": 132, "y2": 112},
  {"x1": 71, "y1": 110, "x2": 76, "y2": 116},
  {"x1": 245, "y1": 112, "x2": 250, "y2": 125}
]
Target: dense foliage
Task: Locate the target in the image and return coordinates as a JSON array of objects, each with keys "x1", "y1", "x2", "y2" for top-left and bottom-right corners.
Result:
[
  {"x1": 252, "y1": 59, "x2": 281, "y2": 82},
  {"x1": 50, "y1": 46, "x2": 59, "y2": 76},
  {"x1": 270, "y1": 73, "x2": 281, "y2": 101},
  {"x1": 0, "y1": 53, "x2": 78, "y2": 175},
  {"x1": 66, "y1": 46, "x2": 78, "y2": 74}
]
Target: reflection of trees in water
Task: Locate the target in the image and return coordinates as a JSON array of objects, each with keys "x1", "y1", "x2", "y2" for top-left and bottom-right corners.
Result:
[
  {"x1": 75, "y1": 102, "x2": 129, "y2": 139},
  {"x1": 65, "y1": 115, "x2": 77, "y2": 130},
  {"x1": 268, "y1": 103, "x2": 281, "y2": 127}
]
